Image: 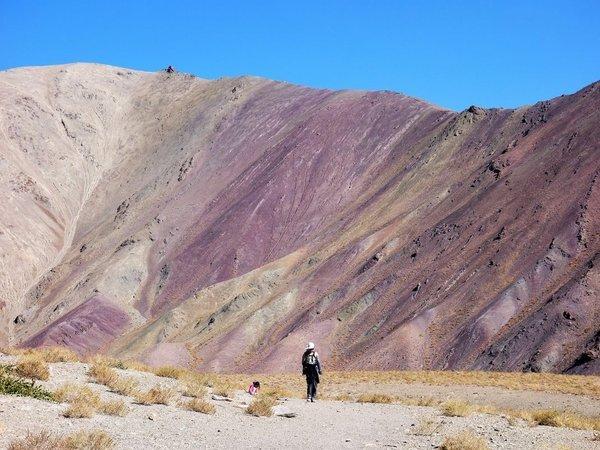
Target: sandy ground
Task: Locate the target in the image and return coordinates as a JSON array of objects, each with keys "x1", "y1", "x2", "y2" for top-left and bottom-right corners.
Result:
[{"x1": 0, "y1": 359, "x2": 599, "y2": 449}]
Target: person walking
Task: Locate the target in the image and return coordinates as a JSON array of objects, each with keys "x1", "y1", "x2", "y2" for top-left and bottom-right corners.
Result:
[{"x1": 301, "y1": 342, "x2": 322, "y2": 402}]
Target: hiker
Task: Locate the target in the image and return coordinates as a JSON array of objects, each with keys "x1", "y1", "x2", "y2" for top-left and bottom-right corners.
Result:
[
  {"x1": 247, "y1": 381, "x2": 260, "y2": 396},
  {"x1": 301, "y1": 341, "x2": 322, "y2": 402},
  {"x1": 165, "y1": 65, "x2": 175, "y2": 73}
]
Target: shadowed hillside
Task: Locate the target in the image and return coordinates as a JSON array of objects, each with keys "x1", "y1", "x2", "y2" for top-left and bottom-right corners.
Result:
[{"x1": 0, "y1": 64, "x2": 598, "y2": 374}]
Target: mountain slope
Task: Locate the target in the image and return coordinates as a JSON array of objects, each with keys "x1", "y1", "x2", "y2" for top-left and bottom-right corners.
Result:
[{"x1": 1, "y1": 64, "x2": 598, "y2": 373}]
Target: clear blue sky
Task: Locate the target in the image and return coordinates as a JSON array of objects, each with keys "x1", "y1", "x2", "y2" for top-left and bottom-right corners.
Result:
[{"x1": 1, "y1": 1, "x2": 599, "y2": 110}]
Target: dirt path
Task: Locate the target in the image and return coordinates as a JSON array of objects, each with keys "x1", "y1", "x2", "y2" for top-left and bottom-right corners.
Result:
[{"x1": 0, "y1": 359, "x2": 598, "y2": 449}]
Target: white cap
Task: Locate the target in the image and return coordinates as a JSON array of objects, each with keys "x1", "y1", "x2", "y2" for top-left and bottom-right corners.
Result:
[{"x1": 306, "y1": 342, "x2": 315, "y2": 350}]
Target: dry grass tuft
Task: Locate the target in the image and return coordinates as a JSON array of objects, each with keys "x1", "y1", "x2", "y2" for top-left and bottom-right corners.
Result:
[
  {"x1": 133, "y1": 385, "x2": 176, "y2": 405},
  {"x1": 246, "y1": 395, "x2": 277, "y2": 417},
  {"x1": 185, "y1": 398, "x2": 216, "y2": 415},
  {"x1": 105, "y1": 376, "x2": 139, "y2": 396},
  {"x1": 64, "y1": 399, "x2": 98, "y2": 419},
  {"x1": 8, "y1": 430, "x2": 59, "y2": 450},
  {"x1": 54, "y1": 384, "x2": 98, "y2": 403},
  {"x1": 440, "y1": 430, "x2": 489, "y2": 450},
  {"x1": 8, "y1": 429, "x2": 114, "y2": 449},
  {"x1": 88, "y1": 364, "x2": 118, "y2": 385},
  {"x1": 63, "y1": 429, "x2": 114, "y2": 449},
  {"x1": 154, "y1": 365, "x2": 186, "y2": 379},
  {"x1": 441, "y1": 399, "x2": 475, "y2": 417},
  {"x1": 98, "y1": 399, "x2": 129, "y2": 417},
  {"x1": 357, "y1": 393, "x2": 394, "y2": 404},
  {"x1": 410, "y1": 418, "x2": 442, "y2": 436},
  {"x1": 15, "y1": 355, "x2": 50, "y2": 381},
  {"x1": 122, "y1": 360, "x2": 154, "y2": 373},
  {"x1": 61, "y1": 386, "x2": 101, "y2": 419},
  {"x1": 528, "y1": 409, "x2": 600, "y2": 431},
  {"x1": 261, "y1": 386, "x2": 293, "y2": 399},
  {"x1": 87, "y1": 364, "x2": 138, "y2": 396},
  {"x1": 86, "y1": 355, "x2": 125, "y2": 369},
  {"x1": 180, "y1": 379, "x2": 207, "y2": 398},
  {"x1": 212, "y1": 382, "x2": 236, "y2": 398}
]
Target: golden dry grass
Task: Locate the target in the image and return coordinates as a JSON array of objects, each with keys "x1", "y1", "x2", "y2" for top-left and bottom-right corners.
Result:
[
  {"x1": 8, "y1": 429, "x2": 113, "y2": 450},
  {"x1": 154, "y1": 365, "x2": 186, "y2": 379},
  {"x1": 62, "y1": 429, "x2": 114, "y2": 449},
  {"x1": 122, "y1": 360, "x2": 154, "y2": 373},
  {"x1": 54, "y1": 384, "x2": 98, "y2": 403},
  {"x1": 441, "y1": 399, "x2": 475, "y2": 417},
  {"x1": 185, "y1": 398, "x2": 216, "y2": 414},
  {"x1": 85, "y1": 355, "x2": 124, "y2": 369},
  {"x1": 98, "y1": 399, "x2": 129, "y2": 417},
  {"x1": 211, "y1": 382, "x2": 236, "y2": 398},
  {"x1": 8, "y1": 430, "x2": 59, "y2": 450},
  {"x1": 260, "y1": 386, "x2": 294, "y2": 399},
  {"x1": 180, "y1": 379, "x2": 207, "y2": 398},
  {"x1": 357, "y1": 393, "x2": 394, "y2": 404},
  {"x1": 105, "y1": 376, "x2": 139, "y2": 396},
  {"x1": 325, "y1": 370, "x2": 600, "y2": 399},
  {"x1": 88, "y1": 363, "x2": 118, "y2": 385},
  {"x1": 1, "y1": 346, "x2": 79, "y2": 363},
  {"x1": 87, "y1": 363, "x2": 138, "y2": 396},
  {"x1": 133, "y1": 385, "x2": 176, "y2": 405},
  {"x1": 14, "y1": 355, "x2": 50, "y2": 381},
  {"x1": 246, "y1": 395, "x2": 277, "y2": 417},
  {"x1": 440, "y1": 430, "x2": 489, "y2": 450},
  {"x1": 410, "y1": 418, "x2": 442, "y2": 436},
  {"x1": 526, "y1": 409, "x2": 600, "y2": 431},
  {"x1": 64, "y1": 399, "x2": 98, "y2": 419}
]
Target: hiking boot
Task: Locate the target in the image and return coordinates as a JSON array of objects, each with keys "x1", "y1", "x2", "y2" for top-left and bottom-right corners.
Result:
[{"x1": 310, "y1": 397, "x2": 315, "y2": 402}]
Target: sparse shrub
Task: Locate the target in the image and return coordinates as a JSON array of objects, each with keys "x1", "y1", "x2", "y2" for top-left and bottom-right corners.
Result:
[
  {"x1": 261, "y1": 387, "x2": 293, "y2": 399},
  {"x1": 15, "y1": 355, "x2": 50, "y2": 381},
  {"x1": 63, "y1": 429, "x2": 114, "y2": 449},
  {"x1": 64, "y1": 399, "x2": 98, "y2": 419},
  {"x1": 86, "y1": 355, "x2": 123, "y2": 368},
  {"x1": 440, "y1": 430, "x2": 489, "y2": 450},
  {"x1": 54, "y1": 384, "x2": 97, "y2": 403},
  {"x1": 34, "y1": 346, "x2": 79, "y2": 363},
  {"x1": 185, "y1": 398, "x2": 216, "y2": 415},
  {"x1": 334, "y1": 393, "x2": 351, "y2": 401},
  {"x1": 8, "y1": 430, "x2": 60, "y2": 450},
  {"x1": 8, "y1": 429, "x2": 114, "y2": 450},
  {"x1": 133, "y1": 385, "x2": 176, "y2": 405},
  {"x1": 180, "y1": 379, "x2": 207, "y2": 398},
  {"x1": 88, "y1": 364, "x2": 118, "y2": 385},
  {"x1": 529, "y1": 409, "x2": 600, "y2": 431},
  {"x1": 357, "y1": 393, "x2": 394, "y2": 404},
  {"x1": 0, "y1": 367, "x2": 53, "y2": 400},
  {"x1": 154, "y1": 365, "x2": 186, "y2": 379},
  {"x1": 212, "y1": 382, "x2": 235, "y2": 398},
  {"x1": 440, "y1": 399, "x2": 474, "y2": 417},
  {"x1": 98, "y1": 399, "x2": 129, "y2": 417},
  {"x1": 62, "y1": 386, "x2": 101, "y2": 418},
  {"x1": 122, "y1": 360, "x2": 154, "y2": 373},
  {"x1": 410, "y1": 418, "x2": 442, "y2": 436},
  {"x1": 107, "y1": 375, "x2": 138, "y2": 396},
  {"x1": 246, "y1": 395, "x2": 277, "y2": 417}
]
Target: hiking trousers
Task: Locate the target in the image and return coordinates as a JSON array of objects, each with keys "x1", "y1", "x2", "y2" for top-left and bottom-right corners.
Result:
[{"x1": 306, "y1": 375, "x2": 318, "y2": 399}]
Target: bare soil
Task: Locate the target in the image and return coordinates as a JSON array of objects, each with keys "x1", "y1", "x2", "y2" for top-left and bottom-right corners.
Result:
[{"x1": 0, "y1": 357, "x2": 598, "y2": 449}]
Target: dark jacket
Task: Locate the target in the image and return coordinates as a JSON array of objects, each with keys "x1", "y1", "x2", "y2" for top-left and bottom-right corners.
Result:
[{"x1": 302, "y1": 349, "x2": 322, "y2": 383}]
